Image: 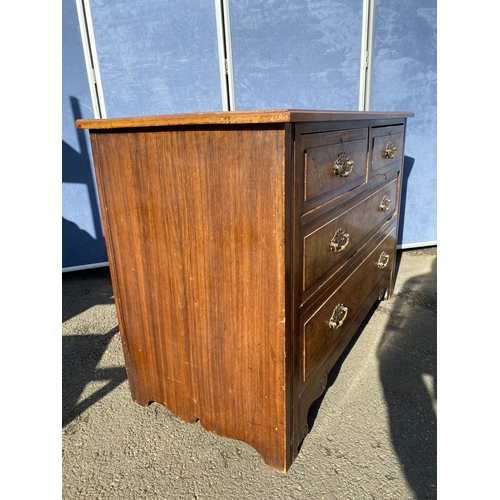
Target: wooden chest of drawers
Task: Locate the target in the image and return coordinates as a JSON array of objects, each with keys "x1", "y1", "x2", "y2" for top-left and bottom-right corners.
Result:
[{"x1": 76, "y1": 109, "x2": 413, "y2": 472}]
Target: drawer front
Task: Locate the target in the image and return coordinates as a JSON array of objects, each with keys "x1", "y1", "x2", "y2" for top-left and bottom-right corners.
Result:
[
  {"x1": 302, "y1": 128, "x2": 368, "y2": 207},
  {"x1": 302, "y1": 177, "x2": 397, "y2": 295},
  {"x1": 301, "y1": 223, "x2": 397, "y2": 382},
  {"x1": 371, "y1": 125, "x2": 404, "y2": 174}
]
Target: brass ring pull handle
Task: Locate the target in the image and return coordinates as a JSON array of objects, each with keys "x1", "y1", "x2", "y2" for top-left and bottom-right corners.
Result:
[
  {"x1": 377, "y1": 251, "x2": 390, "y2": 269},
  {"x1": 330, "y1": 228, "x2": 350, "y2": 252},
  {"x1": 379, "y1": 195, "x2": 392, "y2": 212},
  {"x1": 329, "y1": 304, "x2": 348, "y2": 330},
  {"x1": 383, "y1": 141, "x2": 397, "y2": 159},
  {"x1": 333, "y1": 152, "x2": 354, "y2": 177}
]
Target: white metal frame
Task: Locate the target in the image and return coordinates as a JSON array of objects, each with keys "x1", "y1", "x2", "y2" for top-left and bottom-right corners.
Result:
[
  {"x1": 78, "y1": 0, "x2": 375, "y2": 118},
  {"x1": 215, "y1": 0, "x2": 236, "y2": 110},
  {"x1": 398, "y1": 241, "x2": 437, "y2": 250},
  {"x1": 64, "y1": 0, "x2": 108, "y2": 272},
  {"x1": 76, "y1": 0, "x2": 107, "y2": 118},
  {"x1": 359, "y1": 0, "x2": 376, "y2": 111}
]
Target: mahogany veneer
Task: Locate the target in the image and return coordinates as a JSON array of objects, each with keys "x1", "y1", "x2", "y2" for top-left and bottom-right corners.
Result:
[{"x1": 76, "y1": 109, "x2": 413, "y2": 472}]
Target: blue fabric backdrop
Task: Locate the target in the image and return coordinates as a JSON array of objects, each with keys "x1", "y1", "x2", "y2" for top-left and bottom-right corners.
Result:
[
  {"x1": 62, "y1": 0, "x2": 437, "y2": 269},
  {"x1": 230, "y1": 0, "x2": 363, "y2": 111},
  {"x1": 371, "y1": 0, "x2": 437, "y2": 246}
]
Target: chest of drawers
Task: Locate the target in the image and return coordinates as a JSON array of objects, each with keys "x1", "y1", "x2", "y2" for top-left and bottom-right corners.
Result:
[{"x1": 76, "y1": 109, "x2": 413, "y2": 472}]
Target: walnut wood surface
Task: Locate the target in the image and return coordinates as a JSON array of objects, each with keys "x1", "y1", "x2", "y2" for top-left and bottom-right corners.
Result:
[
  {"x1": 296, "y1": 220, "x2": 397, "y2": 436},
  {"x1": 302, "y1": 178, "x2": 397, "y2": 296},
  {"x1": 301, "y1": 221, "x2": 397, "y2": 382},
  {"x1": 78, "y1": 110, "x2": 412, "y2": 473},
  {"x1": 370, "y1": 124, "x2": 405, "y2": 175},
  {"x1": 91, "y1": 125, "x2": 290, "y2": 471},
  {"x1": 76, "y1": 109, "x2": 413, "y2": 130},
  {"x1": 303, "y1": 128, "x2": 368, "y2": 203},
  {"x1": 294, "y1": 221, "x2": 397, "y2": 434}
]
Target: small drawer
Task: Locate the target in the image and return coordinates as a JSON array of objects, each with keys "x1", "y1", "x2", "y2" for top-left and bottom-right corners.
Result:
[
  {"x1": 302, "y1": 178, "x2": 397, "y2": 296},
  {"x1": 302, "y1": 128, "x2": 368, "y2": 207},
  {"x1": 371, "y1": 125, "x2": 404, "y2": 174},
  {"x1": 300, "y1": 223, "x2": 397, "y2": 382}
]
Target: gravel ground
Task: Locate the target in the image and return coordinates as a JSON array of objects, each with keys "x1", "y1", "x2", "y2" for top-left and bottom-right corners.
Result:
[{"x1": 62, "y1": 248, "x2": 437, "y2": 499}]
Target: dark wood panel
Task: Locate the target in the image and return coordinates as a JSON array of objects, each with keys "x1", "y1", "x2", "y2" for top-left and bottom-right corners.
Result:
[
  {"x1": 302, "y1": 178, "x2": 397, "y2": 297},
  {"x1": 371, "y1": 125, "x2": 405, "y2": 175},
  {"x1": 303, "y1": 128, "x2": 368, "y2": 204},
  {"x1": 301, "y1": 221, "x2": 397, "y2": 383},
  {"x1": 295, "y1": 224, "x2": 395, "y2": 437}
]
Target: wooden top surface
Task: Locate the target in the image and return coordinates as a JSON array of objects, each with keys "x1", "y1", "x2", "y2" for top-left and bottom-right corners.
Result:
[{"x1": 76, "y1": 109, "x2": 414, "y2": 130}]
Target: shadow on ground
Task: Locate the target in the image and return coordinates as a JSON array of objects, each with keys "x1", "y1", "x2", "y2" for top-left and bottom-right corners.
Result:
[
  {"x1": 62, "y1": 267, "x2": 127, "y2": 427},
  {"x1": 377, "y1": 255, "x2": 437, "y2": 499},
  {"x1": 62, "y1": 326, "x2": 127, "y2": 427},
  {"x1": 307, "y1": 249, "x2": 437, "y2": 499}
]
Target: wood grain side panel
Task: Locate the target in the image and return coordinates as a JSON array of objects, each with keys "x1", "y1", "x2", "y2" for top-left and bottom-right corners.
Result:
[
  {"x1": 89, "y1": 133, "x2": 140, "y2": 402},
  {"x1": 93, "y1": 126, "x2": 289, "y2": 470}
]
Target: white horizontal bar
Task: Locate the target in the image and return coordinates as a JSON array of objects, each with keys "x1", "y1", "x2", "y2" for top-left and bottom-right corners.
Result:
[
  {"x1": 62, "y1": 262, "x2": 109, "y2": 273},
  {"x1": 397, "y1": 241, "x2": 437, "y2": 250}
]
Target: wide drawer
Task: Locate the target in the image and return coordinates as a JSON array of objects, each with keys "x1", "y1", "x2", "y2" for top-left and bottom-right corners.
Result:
[
  {"x1": 300, "y1": 222, "x2": 397, "y2": 383},
  {"x1": 301, "y1": 128, "x2": 368, "y2": 209},
  {"x1": 371, "y1": 124, "x2": 404, "y2": 175},
  {"x1": 302, "y1": 177, "x2": 397, "y2": 298}
]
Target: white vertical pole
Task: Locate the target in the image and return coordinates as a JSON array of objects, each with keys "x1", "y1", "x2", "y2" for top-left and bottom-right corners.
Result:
[
  {"x1": 215, "y1": 0, "x2": 235, "y2": 111},
  {"x1": 359, "y1": 0, "x2": 376, "y2": 111},
  {"x1": 222, "y1": 0, "x2": 235, "y2": 111},
  {"x1": 75, "y1": 0, "x2": 107, "y2": 118}
]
